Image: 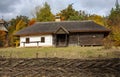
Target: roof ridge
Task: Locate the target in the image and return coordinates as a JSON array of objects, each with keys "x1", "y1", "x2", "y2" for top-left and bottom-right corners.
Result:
[{"x1": 35, "y1": 20, "x2": 93, "y2": 24}]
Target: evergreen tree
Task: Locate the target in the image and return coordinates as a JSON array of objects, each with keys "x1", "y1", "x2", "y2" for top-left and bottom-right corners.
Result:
[
  {"x1": 108, "y1": 0, "x2": 120, "y2": 26},
  {"x1": 107, "y1": 0, "x2": 120, "y2": 46},
  {"x1": 60, "y1": 4, "x2": 78, "y2": 20},
  {"x1": 59, "y1": 4, "x2": 88, "y2": 21},
  {"x1": 35, "y1": 2, "x2": 54, "y2": 22}
]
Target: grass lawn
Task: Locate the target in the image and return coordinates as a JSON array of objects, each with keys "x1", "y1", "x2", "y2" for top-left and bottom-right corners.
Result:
[{"x1": 0, "y1": 46, "x2": 120, "y2": 59}]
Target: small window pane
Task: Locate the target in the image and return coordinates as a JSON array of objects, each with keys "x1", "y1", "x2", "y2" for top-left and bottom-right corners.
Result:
[
  {"x1": 26, "y1": 38, "x2": 29, "y2": 43},
  {"x1": 41, "y1": 37, "x2": 45, "y2": 43}
]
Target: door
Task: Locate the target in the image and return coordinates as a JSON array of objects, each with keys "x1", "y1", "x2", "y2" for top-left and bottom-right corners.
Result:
[{"x1": 56, "y1": 34, "x2": 68, "y2": 47}]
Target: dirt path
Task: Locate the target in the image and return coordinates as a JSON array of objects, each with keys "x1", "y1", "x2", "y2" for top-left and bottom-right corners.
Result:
[{"x1": 0, "y1": 58, "x2": 120, "y2": 77}]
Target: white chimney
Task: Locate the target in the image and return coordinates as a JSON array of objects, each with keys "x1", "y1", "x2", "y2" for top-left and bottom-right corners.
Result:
[{"x1": 55, "y1": 16, "x2": 61, "y2": 22}]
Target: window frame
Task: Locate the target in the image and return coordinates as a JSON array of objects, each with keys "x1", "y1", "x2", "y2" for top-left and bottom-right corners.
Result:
[
  {"x1": 26, "y1": 38, "x2": 30, "y2": 43},
  {"x1": 41, "y1": 37, "x2": 45, "y2": 43}
]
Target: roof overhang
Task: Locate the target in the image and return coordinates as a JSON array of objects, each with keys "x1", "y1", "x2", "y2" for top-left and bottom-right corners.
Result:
[
  {"x1": 14, "y1": 32, "x2": 53, "y2": 37},
  {"x1": 70, "y1": 30, "x2": 111, "y2": 33}
]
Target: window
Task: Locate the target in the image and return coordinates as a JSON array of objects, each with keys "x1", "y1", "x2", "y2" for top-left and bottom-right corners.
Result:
[
  {"x1": 41, "y1": 37, "x2": 45, "y2": 43},
  {"x1": 26, "y1": 38, "x2": 30, "y2": 43},
  {"x1": 93, "y1": 35, "x2": 96, "y2": 38}
]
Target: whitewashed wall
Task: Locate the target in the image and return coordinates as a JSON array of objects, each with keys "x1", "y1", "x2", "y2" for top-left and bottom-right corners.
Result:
[{"x1": 20, "y1": 35, "x2": 53, "y2": 47}]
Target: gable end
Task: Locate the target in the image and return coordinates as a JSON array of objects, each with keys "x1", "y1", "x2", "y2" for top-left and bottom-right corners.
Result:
[{"x1": 54, "y1": 26, "x2": 69, "y2": 34}]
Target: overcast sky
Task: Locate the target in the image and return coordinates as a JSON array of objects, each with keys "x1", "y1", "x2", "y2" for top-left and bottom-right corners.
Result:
[{"x1": 0, "y1": 0, "x2": 119, "y2": 20}]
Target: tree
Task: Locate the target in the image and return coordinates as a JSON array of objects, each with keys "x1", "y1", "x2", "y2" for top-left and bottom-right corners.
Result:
[
  {"x1": 88, "y1": 14, "x2": 106, "y2": 26},
  {"x1": 59, "y1": 4, "x2": 88, "y2": 21},
  {"x1": 8, "y1": 15, "x2": 29, "y2": 46},
  {"x1": 107, "y1": 0, "x2": 120, "y2": 46},
  {"x1": 28, "y1": 18, "x2": 36, "y2": 26},
  {"x1": 0, "y1": 19, "x2": 8, "y2": 47},
  {"x1": 59, "y1": 4, "x2": 78, "y2": 20},
  {"x1": 15, "y1": 19, "x2": 28, "y2": 32},
  {"x1": 0, "y1": 31, "x2": 7, "y2": 47},
  {"x1": 35, "y1": 2, "x2": 54, "y2": 22},
  {"x1": 69, "y1": 10, "x2": 88, "y2": 20},
  {"x1": 112, "y1": 26, "x2": 120, "y2": 46},
  {"x1": 8, "y1": 15, "x2": 29, "y2": 34},
  {"x1": 108, "y1": 0, "x2": 120, "y2": 26}
]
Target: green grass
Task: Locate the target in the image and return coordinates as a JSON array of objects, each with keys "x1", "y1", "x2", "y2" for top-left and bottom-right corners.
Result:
[{"x1": 0, "y1": 46, "x2": 120, "y2": 59}]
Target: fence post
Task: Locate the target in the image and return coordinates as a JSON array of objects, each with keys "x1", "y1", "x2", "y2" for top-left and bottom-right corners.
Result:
[
  {"x1": 10, "y1": 53, "x2": 12, "y2": 58},
  {"x1": 36, "y1": 53, "x2": 39, "y2": 58},
  {"x1": 45, "y1": 52, "x2": 47, "y2": 58},
  {"x1": 9, "y1": 52, "x2": 12, "y2": 66}
]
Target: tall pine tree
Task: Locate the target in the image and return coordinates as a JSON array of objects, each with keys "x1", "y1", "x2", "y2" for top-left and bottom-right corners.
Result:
[
  {"x1": 107, "y1": 0, "x2": 120, "y2": 46},
  {"x1": 108, "y1": 0, "x2": 120, "y2": 26},
  {"x1": 59, "y1": 4, "x2": 88, "y2": 21},
  {"x1": 35, "y1": 2, "x2": 54, "y2": 22}
]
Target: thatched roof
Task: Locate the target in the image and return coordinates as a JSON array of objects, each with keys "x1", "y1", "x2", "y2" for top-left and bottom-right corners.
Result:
[
  {"x1": 15, "y1": 20, "x2": 110, "y2": 36},
  {"x1": 0, "y1": 19, "x2": 8, "y2": 32}
]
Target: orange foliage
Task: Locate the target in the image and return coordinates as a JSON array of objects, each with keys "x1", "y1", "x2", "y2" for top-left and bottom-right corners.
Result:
[
  {"x1": 0, "y1": 30, "x2": 7, "y2": 46},
  {"x1": 28, "y1": 18, "x2": 36, "y2": 26}
]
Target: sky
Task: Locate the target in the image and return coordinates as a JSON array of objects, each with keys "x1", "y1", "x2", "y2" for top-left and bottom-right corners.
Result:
[{"x1": 0, "y1": 0, "x2": 119, "y2": 20}]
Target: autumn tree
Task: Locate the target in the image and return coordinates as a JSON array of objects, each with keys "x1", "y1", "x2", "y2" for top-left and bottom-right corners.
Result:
[
  {"x1": 0, "y1": 31, "x2": 7, "y2": 47},
  {"x1": 88, "y1": 14, "x2": 106, "y2": 26},
  {"x1": 107, "y1": 0, "x2": 120, "y2": 46},
  {"x1": 8, "y1": 15, "x2": 29, "y2": 46},
  {"x1": 35, "y1": 2, "x2": 54, "y2": 22},
  {"x1": 28, "y1": 18, "x2": 36, "y2": 26},
  {"x1": 0, "y1": 19, "x2": 8, "y2": 47}
]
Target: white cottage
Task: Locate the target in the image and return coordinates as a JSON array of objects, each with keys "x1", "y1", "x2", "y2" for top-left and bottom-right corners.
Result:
[
  {"x1": 20, "y1": 35, "x2": 53, "y2": 47},
  {"x1": 14, "y1": 21, "x2": 110, "y2": 47}
]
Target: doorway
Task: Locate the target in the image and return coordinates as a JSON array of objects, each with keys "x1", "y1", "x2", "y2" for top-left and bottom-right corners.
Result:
[{"x1": 56, "y1": 34, "x2": 68, "y2": 47}]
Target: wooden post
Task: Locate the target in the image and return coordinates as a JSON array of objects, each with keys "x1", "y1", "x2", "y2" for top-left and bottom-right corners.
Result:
[
  {"x1": 65, "y1": 34, "x2": 68, "y2": 46},
  {"x1": 36, "y1": 53, "x2": 39, "y2": 58},
  {"x1": 78, "y1": 34, "x2": 80, "y2": 46},
  {"x1": 23, "y1": 42, "x2": 25, "y2": 47},
  {"x1": 10, "y1": 53, "x2": 12, "y2": 58},
  {"x1": 9, "y1": 53, "x2": 12, "y2": 65},
  {"x1": 45, "y1": 52, "x2": 47, "y2": 58},
  {"x1": 37, "y1": 42, "x2": 39, "y2": 47},
  {"x1": 55, "y1": 35, "x2": 57, "y2": 47}
]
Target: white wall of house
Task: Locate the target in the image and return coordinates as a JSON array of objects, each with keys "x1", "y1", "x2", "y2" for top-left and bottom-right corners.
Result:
[{"x1": 20, "y1": 35, "x2": 53, "y2": 47}]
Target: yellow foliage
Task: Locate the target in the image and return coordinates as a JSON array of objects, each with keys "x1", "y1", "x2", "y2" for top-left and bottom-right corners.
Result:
[
  {"x1": 16, "y1": 19, "x2": 26, "y2": 31},
  {"x1": 88, "y1": 15, "x2": 105, "y2": 26},
  {"x1": 14, "y1": 40, "x2": 20, "y2": 47},
  {"x1": 111, "y1": 26, "x2": 120, "y2": 46},
  {"x1": 0, "y1": 30, "x2": 7, "y2": 46}
]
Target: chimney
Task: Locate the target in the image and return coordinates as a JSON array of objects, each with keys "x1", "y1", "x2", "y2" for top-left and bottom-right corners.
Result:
[{"x1": 55, "y1": 16, "x2": 61, "y2": 22}]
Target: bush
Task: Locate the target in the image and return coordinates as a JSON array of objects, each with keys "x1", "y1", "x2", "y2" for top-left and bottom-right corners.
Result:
[{"x1": 103, "y1": 37, "x2": 113, "y2": 49}]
